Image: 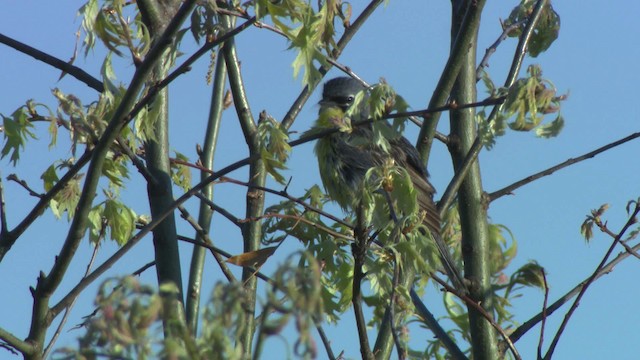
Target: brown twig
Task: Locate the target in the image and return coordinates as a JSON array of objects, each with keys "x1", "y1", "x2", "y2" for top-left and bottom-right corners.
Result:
[
  {"x1": 6, "y1": 174, "x2": 43, "y2": 198},
  {"x1": 476, "y1": 19, "x2": 527, "y2": 80},
  {"x1": 542, "y1": 202, "x2": 640, "y2": 360},
  {"x1": 488, "y1": 131, "x2": 640, "y2": 201},
  {"x1": 176, "y1": 204, "x2": 237, "y2": 283}
]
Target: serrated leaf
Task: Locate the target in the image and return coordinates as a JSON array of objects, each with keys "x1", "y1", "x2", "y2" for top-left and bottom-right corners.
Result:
[
  {"x1": 171, "y1": 151, "x2": 191, "y2": 191},
  {"x1": 509, "y1": 261, "x2": 546, "y2": 290},
  {"x1": 103, "y1": 198, "x2": 136, "y2": 245},
  {"x1": 1, "y1": 108, "x2": 36, "y2": 165},
  {"x1": 50, "y1": 174, "x2": 83, "y2": 220}
]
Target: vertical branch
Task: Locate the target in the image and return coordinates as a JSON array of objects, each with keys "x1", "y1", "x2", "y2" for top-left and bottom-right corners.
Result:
[
  {"x1": 185, "y1": 49, "x2": 227, "y2": 332},
  {"x1": 220, "y1": 13, "x2": 264, "y2": 359},
  {"x1": 138, "y1": 0, "x2": 187, "y2": 328},
  {"x1": 24, "y1": 2, "x2": 197, "y2": 356},
  {"x1": 437, "y1": 0, "x2": 550, "y2": 214},
  {"x1": 416, "y1": 0, "x2": 487, "y2": 164},
  {"x1": 448, "y1": 1, "x2": 499, "y2": 358},
  {"x1": 352, "y1": 204, "x2": 374, "y2": 360}
]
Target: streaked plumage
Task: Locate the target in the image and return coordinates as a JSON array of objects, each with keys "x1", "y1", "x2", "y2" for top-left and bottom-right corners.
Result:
[{"x1": 313, "y1": 77, "x2": 464, "y2": 291}]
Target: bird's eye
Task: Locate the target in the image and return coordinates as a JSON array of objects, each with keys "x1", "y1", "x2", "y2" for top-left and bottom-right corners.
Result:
[{"x1": 346, "y1": 95, "x2": 355, "y2": 103}]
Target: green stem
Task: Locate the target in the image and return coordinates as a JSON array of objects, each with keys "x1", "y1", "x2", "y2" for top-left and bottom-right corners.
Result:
[
  {"x1": 448, "y1": 2, "x2": 498, "y2": 358},
  {"x1": 185, "y1": 48, "x2": 227, "y2": 332}
]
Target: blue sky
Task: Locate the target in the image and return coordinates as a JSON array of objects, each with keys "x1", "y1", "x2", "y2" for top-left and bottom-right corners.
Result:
[{"x1": 1, "y1": 1, "x2": 639, "y2": 359}]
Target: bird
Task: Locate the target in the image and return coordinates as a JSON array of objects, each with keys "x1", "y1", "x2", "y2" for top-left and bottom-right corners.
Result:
[{"x1": 312, "y1": 76, "x2": 465, "y2": 292}]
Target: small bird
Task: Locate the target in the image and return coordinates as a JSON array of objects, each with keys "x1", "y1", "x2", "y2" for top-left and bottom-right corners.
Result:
[{"x1": 312, "y1": 76, "x2": 464, "y2": 291}]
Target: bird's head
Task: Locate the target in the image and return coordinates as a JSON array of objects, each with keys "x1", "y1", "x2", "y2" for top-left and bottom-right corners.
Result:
[{"x1": 315, "y1": 77, "x2": 368, "y2": 131}]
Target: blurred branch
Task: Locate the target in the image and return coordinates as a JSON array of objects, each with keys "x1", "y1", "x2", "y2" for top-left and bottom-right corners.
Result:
[
  {"x1": 409, "y1": 288, "x2": 467, "y2": 360},
  {"x1": 0, "y1": 33, "x2": 104, "y2": 92},
  {"x1": 177, "y1": 204, "x2": 237, "y2": 283},
  {"x1": 42, "y1": 244, "x2": 100, "y2": 359},
  {"x1": 489, "y1": 131, "x2": 640, "y2": 201}
]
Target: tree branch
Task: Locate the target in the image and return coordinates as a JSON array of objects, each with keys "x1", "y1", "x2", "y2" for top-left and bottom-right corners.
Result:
[
  {"x1": 436, "y1": 0, "x2": 550, "y2": 215},
  {"x1": 489, "y1": 130, "x2": 640, "y2": 201},
  {"x1": 0, "y1": 33, "x2": 104, "y2": 92},
  {"x1": 542, "y1": 202, "x2": 640, "y2": 360},
  {"x1": 511, "y1": 231, "x2": 640, "y2": 343}
]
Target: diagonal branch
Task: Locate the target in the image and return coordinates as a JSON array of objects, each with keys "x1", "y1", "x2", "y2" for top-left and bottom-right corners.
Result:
[
  {"x1": 542, "y1": 202, "x2": 640, "y2": 360},
  {"x1": 0, "y1": 33, "x2": 104, "y2": 92},
  {"x1": 489, "y1": 131, "x2": 640, "y2": 201},
  {"x1": 511, "y1": 233, "x2": 640, "y2": 343}
]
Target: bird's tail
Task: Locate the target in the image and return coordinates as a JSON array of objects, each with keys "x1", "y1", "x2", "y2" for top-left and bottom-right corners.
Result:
[{"x1": 430, "y1": 230, "x2": 467, "y2": 295}]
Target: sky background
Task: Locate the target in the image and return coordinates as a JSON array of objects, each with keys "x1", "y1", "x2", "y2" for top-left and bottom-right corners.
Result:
[{"x1": 1, "y1": 1, "x2": 640, "y2": 359}]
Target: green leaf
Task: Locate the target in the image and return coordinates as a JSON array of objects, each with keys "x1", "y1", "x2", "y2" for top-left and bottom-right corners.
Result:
[
  {"x1": 508, "y1": 261, "x2": 546, "y2": 290},
  {"x1": 88, "y1": 205, "x2": 105, "y2": 243},
  {"x1": 504, "y1": 1, "x2": 561, "y2": 57},
  {"x1": 171, "y1": 151, "x2": 192, "y2": 192},
  {"x1": 1, "y1": 107, "x2": 36, "y2": 165},
  {"x1": 103, "y1": 151, "x2": 129, "y2": 189},
  {"x1": 257, "y1": 114, "x2": 291, "y2": 184},
  {"x1": 535, "y1": 114, "x2": 564, "y2": 138},
  {"x1": 49, "y1": 174, "x2": 83, "y2": 220},
  {"x1": 104, "y1": 197, "x2": 137, "y2": 245}
]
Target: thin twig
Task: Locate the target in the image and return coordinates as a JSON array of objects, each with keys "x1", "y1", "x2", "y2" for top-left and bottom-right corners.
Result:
[
  {"x1": 432, "y1": 276, "x2": 522, "y2": 360},
  {"x1": 476, "y1": 19, "x2": 527, "y2": 80},
  {"x1": 409, "y1": 288, "x2": 468, "y2": 360},
  {"x1": 537, "y1": 269, "x2": 549, "y2": 360},
  {"x1": 542, "y1": 202, "x2": 640, "y2": 360},
  {"x1": 43, "y1": 244, "x2": 100, "y2": 358},
  {"x1": 489, "y1": 131, "x2": 640, "y2": 201},
  {"x1": 177, "y1": 204, "x2": 237, "y2": 283},
  {"x1": 511, "y1": 240, "x2": 640, "y2": 342},
  {"x1": 6, "y1": 174, "x2": 43, "y2": 198},
  {"x1": 0, "y1": 174, "x2": 8, "y2": 235}
]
